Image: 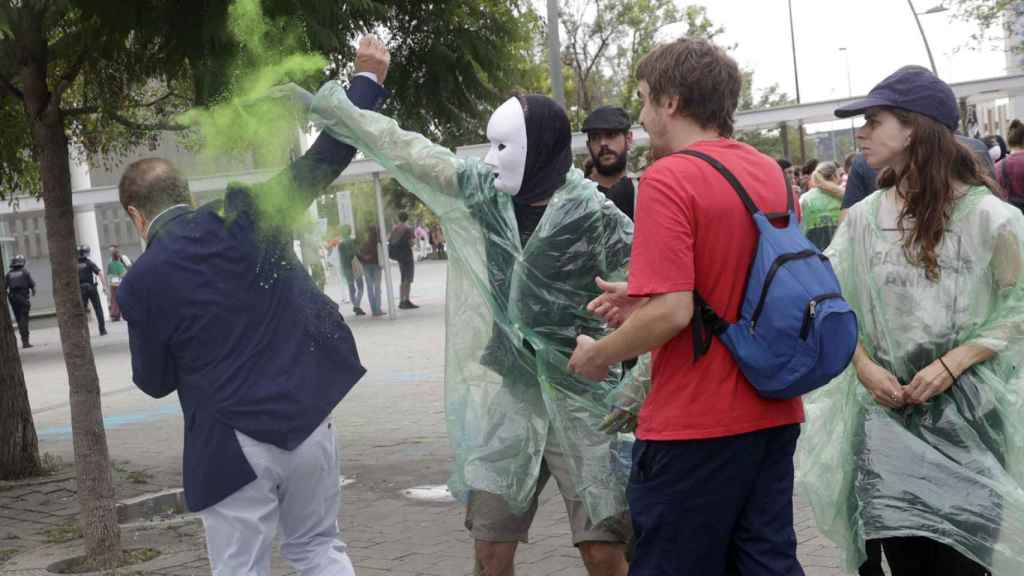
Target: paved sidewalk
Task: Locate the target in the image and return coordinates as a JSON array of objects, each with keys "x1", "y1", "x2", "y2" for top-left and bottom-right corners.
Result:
[{"x1": 1, "y1": 260, "x2": 851, "y2": 575}]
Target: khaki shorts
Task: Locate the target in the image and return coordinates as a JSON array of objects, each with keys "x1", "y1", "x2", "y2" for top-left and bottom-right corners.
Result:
[{"x1": 464, "y1": 428, "x2": 632, "y2": 546}]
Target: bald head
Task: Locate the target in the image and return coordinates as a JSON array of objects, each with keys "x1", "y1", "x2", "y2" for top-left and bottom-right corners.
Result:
[{"x1": 119, "y1": 158, "x2": 191, "y2": 220}]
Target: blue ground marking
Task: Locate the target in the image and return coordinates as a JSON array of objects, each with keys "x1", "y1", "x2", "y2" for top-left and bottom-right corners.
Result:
[
  {"x1": 37, "y1": 371, "x2": 435, "y2": 438},
  {"x1": 37, "y1": 404, "x2": 182, "y2": 438}
]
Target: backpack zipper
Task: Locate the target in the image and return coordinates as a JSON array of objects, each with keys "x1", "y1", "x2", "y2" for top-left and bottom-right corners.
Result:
[
  {"x1": 750, "y1": 250, "x2": 825, "y2": 330},
  {"x1": 799, "y1": 293, "x2": 843, "y2": 340}
]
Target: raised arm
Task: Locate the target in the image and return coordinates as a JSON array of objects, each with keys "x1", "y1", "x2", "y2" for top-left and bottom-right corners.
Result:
[
  {"x1": 310, "y1": 79, "x2": 468, "y2": 216},
  {"x1": 255, "y1": 37, "x2": 390, "y2": 224}
]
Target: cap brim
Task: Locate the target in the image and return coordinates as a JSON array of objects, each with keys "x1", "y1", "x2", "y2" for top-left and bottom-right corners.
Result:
[
  {"x1": 834, "y1": 96, "x2": 892, "y2": 119},
  {"x1": 582, "y1": 125, "x2": 630, "y2": 133}
]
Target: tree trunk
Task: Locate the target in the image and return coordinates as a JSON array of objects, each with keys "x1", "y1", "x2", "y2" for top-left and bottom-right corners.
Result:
[
  {"x1": 16, "y1": 10, "x2": 121, "y2": 568},
  {"x1": 0, "y1": 271, "x2": 42, "y2": 480}
]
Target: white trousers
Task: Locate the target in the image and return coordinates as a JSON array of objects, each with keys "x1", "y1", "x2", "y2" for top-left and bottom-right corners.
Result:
[{"x1": 199, "y1": 418, "x2": 355, "y2": 576}]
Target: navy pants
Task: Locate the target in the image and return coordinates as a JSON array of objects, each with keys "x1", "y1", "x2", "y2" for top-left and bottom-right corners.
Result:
[{"x1": 628, "y1": 424, "x2": 804, "y2": 576}]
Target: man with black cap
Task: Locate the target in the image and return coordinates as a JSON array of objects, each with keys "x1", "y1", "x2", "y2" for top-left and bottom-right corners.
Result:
[
  {"x1": 5, "y1": 254, "x2": 35, "y2": 348},
  {"x1": 583, "y1": 106, "x2": 636, "y2": 220},
  {"x1": 313, "y1": 86, "x2": 635, "y2": 574}
]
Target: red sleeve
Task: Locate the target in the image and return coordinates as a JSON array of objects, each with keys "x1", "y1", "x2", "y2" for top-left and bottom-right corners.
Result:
[{"x1": 628, "y1": 164, "x2": 695, "y2": 297}]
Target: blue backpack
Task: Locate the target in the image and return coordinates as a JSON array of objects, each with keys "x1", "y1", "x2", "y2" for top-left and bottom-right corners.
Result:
[{"x1": 681, "y1": 150, "x2": 858, "y2": 399}]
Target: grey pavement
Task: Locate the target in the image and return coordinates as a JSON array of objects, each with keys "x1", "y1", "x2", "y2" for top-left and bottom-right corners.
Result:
[{"x1": 1, "y1": 259, "x2": 851, "y2": 575}]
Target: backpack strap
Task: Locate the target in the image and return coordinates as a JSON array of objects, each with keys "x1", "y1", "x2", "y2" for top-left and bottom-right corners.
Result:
[
  {"x1": 675, "y1": 149, "x2": 790, "y2": 362},
  {"x1": 691, "y1": 291, "x2": 729, "y2": 360},
  {"x1": 677, "y1": 150, "x2": 762, "y2": 215}
]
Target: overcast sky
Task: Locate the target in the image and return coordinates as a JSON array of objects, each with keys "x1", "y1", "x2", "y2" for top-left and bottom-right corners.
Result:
[
  {"x1": 537, "y1": 0, "x2": 1011, "y2": 127},
  {"x1": 669, "y1": 0, "x2": 1008, "y2": 102}
]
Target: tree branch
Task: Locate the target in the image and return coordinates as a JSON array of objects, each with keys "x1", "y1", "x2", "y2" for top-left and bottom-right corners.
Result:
[
  {"x1": 0, "y1": 74, "x2": 23, "y2": 102},
  {"x1": 107, "y1": 111, "x2": 188, "y2": 132},
  {"x1": 61, "y1": 105, "x2": 99, "y2": 116},
  {"x1": 53, "y1": 45, "x2": 89, "y2": 104},
  {"x1": 63, "y1": 90, "x2": 185, "y2": 118}
]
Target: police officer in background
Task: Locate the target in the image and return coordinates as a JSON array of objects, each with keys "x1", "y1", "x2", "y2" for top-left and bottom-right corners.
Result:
[
  {"x1": 77, "y1": 245, "x2": 107, "y2": 336},
  {"x1": 5, "y1": 255, "x2": 35, "y2": 348},
  {"x1": 582, "y1": 105, "x2": 636, "y2": 220}
]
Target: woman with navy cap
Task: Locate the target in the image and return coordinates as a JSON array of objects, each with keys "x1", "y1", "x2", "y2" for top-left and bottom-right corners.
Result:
[{"x1": 798, "y1": 65, "x2": 1024, "y2": 575}]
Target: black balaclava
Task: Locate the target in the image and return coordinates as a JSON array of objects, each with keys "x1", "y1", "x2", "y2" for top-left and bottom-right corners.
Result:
[{"x1": 514, "y1": 95, "x2": 573, "y2": 206}]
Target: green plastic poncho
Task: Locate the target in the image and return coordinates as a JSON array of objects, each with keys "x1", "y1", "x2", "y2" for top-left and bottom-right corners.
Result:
[
  {"x1": 310, "y1": 82, "x2": 636, "y2": 524},
  {"x1": 796, "y1": 186, "x2": 1024, "y2": 573}
]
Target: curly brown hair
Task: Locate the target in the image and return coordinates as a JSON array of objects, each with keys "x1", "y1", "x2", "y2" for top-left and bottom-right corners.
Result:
[{"x1": 877, "y1": 108, "x2": 999, "y2": 281}]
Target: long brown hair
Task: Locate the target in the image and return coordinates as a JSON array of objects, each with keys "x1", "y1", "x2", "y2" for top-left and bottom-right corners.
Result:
[{"x1": 877, "y1": 108, "x2": 998, "y2": 281}]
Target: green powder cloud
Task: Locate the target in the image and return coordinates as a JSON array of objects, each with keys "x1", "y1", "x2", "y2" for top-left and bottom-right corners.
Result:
[
  {"x1": 179, "y1": 0, "x2": 332, "y2": 232},
  {"x1": 180, "y1": 0, "x2": 327, "y2": 167}
]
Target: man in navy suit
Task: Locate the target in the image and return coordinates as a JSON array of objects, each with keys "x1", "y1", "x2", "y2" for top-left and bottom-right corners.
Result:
[{"x1": 116, "y1": 36, "x2": 390, "y2": 576}]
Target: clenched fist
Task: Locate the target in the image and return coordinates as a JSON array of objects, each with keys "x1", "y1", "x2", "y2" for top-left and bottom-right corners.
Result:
[{"x1": 354, "y1": 35, "x2": 390, "y2": 84}]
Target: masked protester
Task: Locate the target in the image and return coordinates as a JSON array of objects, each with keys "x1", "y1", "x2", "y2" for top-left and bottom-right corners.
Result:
[
  {"x1": 5, "y1": 255, "x2": 36, "y2": 348},
  {"x1": 312, "y1": 87, "x2": 638, "y2": 575}
]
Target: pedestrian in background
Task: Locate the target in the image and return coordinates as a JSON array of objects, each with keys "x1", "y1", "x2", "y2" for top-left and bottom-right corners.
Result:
[
  {"x1": 360, "y1": 224, "x2": 385, "y2": 316},
  {"x1": 107, "y1": 243, "x2": 132, "y2": 322},
  {"x1": 5, "y1": 254, "x2": 35, "y2": 348}
]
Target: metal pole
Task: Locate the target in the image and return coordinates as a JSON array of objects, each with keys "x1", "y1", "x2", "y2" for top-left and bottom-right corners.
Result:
[
  {"x1": 787, "y1": 0, "x2": 806, "y2": 163},
  {"x1": 840, "y1": 47, "x2": 856, "y2": 148},
  {"x1": 780, "y1": 123, "x2": 791, "y2": 161},
  {"x1": 547, "y1": 0, "x2": 566, "y2": 107},
  {"x1": 373, "y1": 172, "x2": 397, "y2": 319},
  {"x1": 907, "y1": 0, "x2": 939, "y2": 76}
]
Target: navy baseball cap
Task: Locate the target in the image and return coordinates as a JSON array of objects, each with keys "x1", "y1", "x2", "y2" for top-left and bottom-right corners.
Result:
[
  {"x1": 582, "y1": 106, "x2": 632, "y2": 133},
  {"x1": 834, "y1": 65, "x2": 960, "y2": 131}
]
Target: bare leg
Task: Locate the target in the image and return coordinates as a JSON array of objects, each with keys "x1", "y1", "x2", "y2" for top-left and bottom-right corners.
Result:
[
  {"x1": 474, "y1": 541, "x2": 517, "y2": 576},
  {"x1": 579, "y1": 542, "x2": 628, "y2": 576}
]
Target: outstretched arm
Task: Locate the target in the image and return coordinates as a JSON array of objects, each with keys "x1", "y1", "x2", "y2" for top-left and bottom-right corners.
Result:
[
  {"x1": 256, "y1": 36, "x2": 391, "y2": 222},
  {"x1": 310, "y1": 76, "x2": 469, "y2": 216}
]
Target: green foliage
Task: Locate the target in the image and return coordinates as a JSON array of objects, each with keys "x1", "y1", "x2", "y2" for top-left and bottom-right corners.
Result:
[
  {"x1": 949, "y1": 0, "x2": 1017, "y2": 47},
  {"x1": 557, "y1": 1, "x2": 790, "y2": 128},
  {"x1": 0, "y1": 0, "x2": 540, "y2": 199},
  {"x1": 374, "y1": 0, "x2": 544, "y2": 147},
  {"x1": 559, "y1": 0, "x2": 683, "y2": 126},
  {"x1": 178, "y1": 0, "x2": 326, "y2": 167}
]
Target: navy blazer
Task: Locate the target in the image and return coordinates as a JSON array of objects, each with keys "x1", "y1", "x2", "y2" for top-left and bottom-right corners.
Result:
[{"x1": 117, "y1": 76, "x2": 386, "y2": 512}]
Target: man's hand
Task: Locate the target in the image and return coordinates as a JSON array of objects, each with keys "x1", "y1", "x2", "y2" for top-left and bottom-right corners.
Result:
[
  {"x1": 587, "y1": 277, "x2": 647, "y2": 328},
  {"x1": 354, "y1": 35, "x2": 390, "y2": 84},
  {"x1": 568, "y1": 334, "x2": 611, "y2": 382}
]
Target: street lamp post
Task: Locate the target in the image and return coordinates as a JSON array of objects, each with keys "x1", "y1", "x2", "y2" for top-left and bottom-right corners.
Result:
[
  {"x1": 839, "y1": 47, "x2": 856, "y2": 148},
  {"x1": 907, "y1": 0, "x2": 947, "y2": 76},
  {"x1": 547, "y1": 0, "x2": 566, "y2": 107},
  {"x1": 787, "y1": 0, "x2": 806, "y2": 164}
]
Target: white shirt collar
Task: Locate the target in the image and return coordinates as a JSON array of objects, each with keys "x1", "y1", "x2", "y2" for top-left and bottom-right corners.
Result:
[{"x1": 145, "y1": 203, "x2": 191, "y2": 239}]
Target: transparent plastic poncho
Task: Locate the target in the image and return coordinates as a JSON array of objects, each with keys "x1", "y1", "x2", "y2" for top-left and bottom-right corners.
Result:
[
  {"x1": 796, "y1": 186, "x2": 1024, "y2": 573},
  {"x1": 311, "y1": 82, "x2": 636, "y2": 524}
]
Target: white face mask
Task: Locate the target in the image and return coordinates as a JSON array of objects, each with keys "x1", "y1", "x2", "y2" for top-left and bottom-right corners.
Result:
[
  {"x1": 484, "y1": 97, "x2": 528, "y2": 196},
  {"x1": 989, "y1": 145, "x2": 1002, "y2": 163}
]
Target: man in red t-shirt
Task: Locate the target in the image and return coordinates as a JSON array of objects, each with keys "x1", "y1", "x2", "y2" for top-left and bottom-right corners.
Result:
[{"x1": 569, "y1": 38, "x2": 805, "y2": 575}]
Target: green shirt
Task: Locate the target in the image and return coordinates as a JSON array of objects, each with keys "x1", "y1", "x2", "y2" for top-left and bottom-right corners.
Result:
[
  {"x1": 800, "y1": 188, "x2": 842, "y2": 250},
  {"x1": 107, "y1": 257, "x2": 129, "y2": 280}
]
